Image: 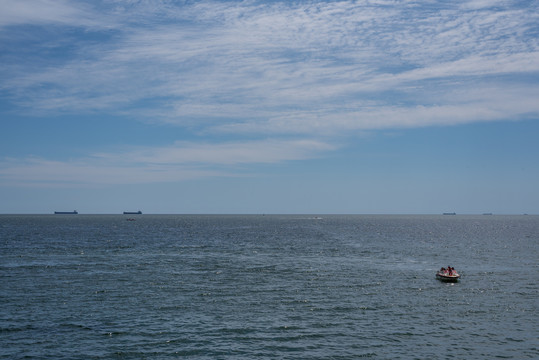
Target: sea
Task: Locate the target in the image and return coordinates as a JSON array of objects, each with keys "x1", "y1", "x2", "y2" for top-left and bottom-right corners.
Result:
[{"x1": 1, "y1": 214, "x2": 537, "y2": 359}]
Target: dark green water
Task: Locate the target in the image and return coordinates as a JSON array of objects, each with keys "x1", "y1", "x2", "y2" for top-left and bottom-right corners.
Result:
[{"x1": 1, "y1": 215, "x2": 537, "y2": 359}]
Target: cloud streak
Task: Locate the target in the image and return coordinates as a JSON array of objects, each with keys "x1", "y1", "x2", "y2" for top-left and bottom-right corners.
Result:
[
  {"x1": 0, "y1": 0, "x2": 98, "y2": 27},
  {"x1": 0, "y1": 139, "x2": 334, "y2": 186}
]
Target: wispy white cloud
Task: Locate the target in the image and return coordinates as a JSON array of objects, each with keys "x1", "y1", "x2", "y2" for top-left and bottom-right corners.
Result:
[
  {"x1": 0, "y1": 157, "x2": 221, "y2": 186},
  {"x1": 0, "y1": 0, "x2": 106, "y2": 28},
  {"x1": 460, "y1": 0, "x2": 512, "y2": 10},
  {"x1": 213, "y1": 84, "x2": 538, "y2": 135},
  {"x1": 2, "y1": 1, "x2": 536, "y2": 126},
  {"x1": 0, "y1": 139, "x2": 335, "y2": 186},
  {"x1": 94, "y1": 139, "x2": 335, "y2": 165},
  {"x1": 1, "y1": 0, "x2": 538, "y2": 186}
]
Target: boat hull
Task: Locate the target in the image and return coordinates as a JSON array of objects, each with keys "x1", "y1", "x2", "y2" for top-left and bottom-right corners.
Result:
[{"x1": 436, "y1": 273, "x2": 460, "y2": 282}]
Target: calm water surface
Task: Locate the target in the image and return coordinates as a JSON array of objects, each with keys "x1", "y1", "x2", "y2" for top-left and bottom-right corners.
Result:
[{"x1": 1, "y1": 215, "x2": 537, "y2": 359}]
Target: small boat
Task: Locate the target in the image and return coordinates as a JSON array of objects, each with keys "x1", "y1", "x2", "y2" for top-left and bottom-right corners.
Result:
[{"x1": 436, "y1": 270, "x2": 460, "y2": 282}]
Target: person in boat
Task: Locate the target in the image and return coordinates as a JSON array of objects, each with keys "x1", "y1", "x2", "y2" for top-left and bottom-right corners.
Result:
[{"x1": 440, "y1": 267, "x2": 446, "y2": 272}]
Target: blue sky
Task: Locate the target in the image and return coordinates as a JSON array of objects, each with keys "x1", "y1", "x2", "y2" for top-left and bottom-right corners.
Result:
[{"x1": 1, "y1": 0, "x2": 538, "y2": 214}]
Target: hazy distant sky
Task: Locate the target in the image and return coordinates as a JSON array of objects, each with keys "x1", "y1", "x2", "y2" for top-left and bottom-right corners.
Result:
[{"x1": 1, "y1": 0, "x2": 538, "y2": 214}]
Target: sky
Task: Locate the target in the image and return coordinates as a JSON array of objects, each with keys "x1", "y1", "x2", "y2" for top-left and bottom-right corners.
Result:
[{"x1": 1, "y1": 0, "x2": 538, "y2": 214}]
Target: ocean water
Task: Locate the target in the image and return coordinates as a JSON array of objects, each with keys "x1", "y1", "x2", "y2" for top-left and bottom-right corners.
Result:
[{"x1": 0, "y1": 214, "x2": 537, "y2": 359}]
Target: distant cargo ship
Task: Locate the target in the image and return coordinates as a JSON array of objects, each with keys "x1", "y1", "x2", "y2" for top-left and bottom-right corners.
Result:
[
  {"x1": 123, "y1": 211, "x2": 142, "y2": 214},
  {"x1": 54, "y1": 210, "x2": 78, "y2": 214},
  {"x1": 443, "y1": 212, "x2": 456, "y2": 215}
]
